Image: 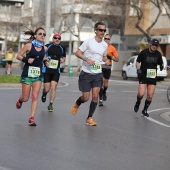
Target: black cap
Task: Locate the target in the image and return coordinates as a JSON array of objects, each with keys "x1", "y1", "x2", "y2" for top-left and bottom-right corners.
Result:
[{"x1": 151, "y1": 39, "x2": 159, "y2": 46}]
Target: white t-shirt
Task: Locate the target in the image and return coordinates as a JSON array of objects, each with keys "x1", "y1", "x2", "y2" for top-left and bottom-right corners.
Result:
[{"x1": 79, "y1": 37, "x2": 108, "y2": 73}]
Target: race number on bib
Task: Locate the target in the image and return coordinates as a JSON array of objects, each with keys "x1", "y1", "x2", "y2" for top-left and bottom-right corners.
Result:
[
  {"x1": 146, "y1": 69, "x2": 156, "y2": 78},
  {"x1": 49, "y1": 59, "x2": 58, "y2": 69},
  {"x1": 28, "y1": 66, "x2": 40, "y2": 78},
  {"x1": 90, "y1": 64, "x2": 102, "y2": 73}
]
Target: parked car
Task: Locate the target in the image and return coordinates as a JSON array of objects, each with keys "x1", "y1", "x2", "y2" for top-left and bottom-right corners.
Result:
[
  {"x1": 0, "y1": 55, "x2": 6, "y2": 67},
  {"x1": 122, "y1": 55, "x2": 168, "y2": 80}
]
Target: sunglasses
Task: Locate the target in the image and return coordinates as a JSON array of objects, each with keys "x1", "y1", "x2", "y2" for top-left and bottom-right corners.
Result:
[
  {"x1": 54, "y1": 37, "x2": 61, "y2": 40},
  {"x1": 38, "y1": 32, "x2": 46, "y2": 36},
  {"x1": 97, "y1": 29, "x2": 106, "y2": 32},
  {"x1": 104, "y1": 38, "x2": 110, "y2": 40}
]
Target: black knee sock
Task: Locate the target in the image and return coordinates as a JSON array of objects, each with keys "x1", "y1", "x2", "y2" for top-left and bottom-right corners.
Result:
[
  {"x1": 49, "y1": 102, "x2": 53, "y2": 106},
  {"x1": 88, "y1": 101, "x2": 97, "y2": 118},
  {"x1": 143, "y1": 99, "x2": 151, "y2": 111},
  {"x1": 99, "y1": 88, "x2": 103, "y2": 100},
  {"x1": 76, "y1": 96, "x2": 84, "y2": 106},
  {"x1": 136, "y1": 95, "x2": 143, "y2": 105},
  {"x1": 103, "y1": 87, "x2": 108, "y2": 94},
  {"x1": 42, "y1": 90, "x2": 47, "y2": 96}
]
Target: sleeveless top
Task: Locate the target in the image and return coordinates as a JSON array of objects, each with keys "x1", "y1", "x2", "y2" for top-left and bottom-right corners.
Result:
[{"x1": 21, "y1": 44, "x2": 45, "y2": 78}]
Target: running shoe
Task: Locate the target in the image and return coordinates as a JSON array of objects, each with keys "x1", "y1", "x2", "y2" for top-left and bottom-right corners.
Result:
[
  {"x1": 71, "y1": 103, "x2": 79, "y2": 115},
  {"x1": 16, "y1": 99, "x2": 23, "y2": 109},
  {"x1": 86, "y1": 117, "x2": 97, "y2": 126},
  {"x1": 41, "y1": 94, "x2": 46, "y2": 103},
  {"x1": 134, "y1": 104, "x2": 139, "y2": 112},
  {"x1": 141, "y1": 110, "x2": 149, "y2": 117},
  {"x1": 103, "y1": 93, "x2": 107, "y2": 101},
  {"x1": 48, "y1": 104, "x2": 53, "y2": 112},
  {"x1": 28, "y1": 117, "x2": 37, "y2": 126},
  {"x1": 99, "y1": 100, "x2": 103, "y2": 106}
]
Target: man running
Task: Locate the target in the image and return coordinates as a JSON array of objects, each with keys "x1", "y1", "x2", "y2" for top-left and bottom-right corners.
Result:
[
  {"x1": 99, "y1": 34, "x2": 119, "y2": 106},
  {"x1": 41, "y1": 33, "x2": 66, "y2": 112},
  {"x1": 71, "y1": 21, "x2": 110, "y2": 126},
  {"x1": 133, "y1": 39, "x2": 164, "y2": 117}
]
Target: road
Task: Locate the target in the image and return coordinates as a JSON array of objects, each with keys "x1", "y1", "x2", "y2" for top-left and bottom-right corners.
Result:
[{"x1": 0, "y1": 67, "x2": 170, "y2": 170}]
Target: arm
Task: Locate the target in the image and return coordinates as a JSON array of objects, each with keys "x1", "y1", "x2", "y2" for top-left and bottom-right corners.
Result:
[
  {"x1": 75, "y1": 49, "x2": 95, "y2": 66},
  {"x1": 17, "y1": 43, "x2": 35, "y2": 64}
]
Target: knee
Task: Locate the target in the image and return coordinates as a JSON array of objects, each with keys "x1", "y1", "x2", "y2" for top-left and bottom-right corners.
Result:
[
  {"x1": 32, "y1": 94, "x2": 39, "y2": 101},
  {"x1": 82, "y1": 96, "x2": 89, "y2": 102}
]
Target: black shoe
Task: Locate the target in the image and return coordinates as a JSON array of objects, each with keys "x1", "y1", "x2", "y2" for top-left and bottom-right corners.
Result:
[
  {"x1": 41, "y1": 94, "x2": 46, "y2": 103},
  {"x1": 48, "y1": 104, "x2": 53, "y2": 112},
  {"x1": 142, "y1": 110, "x2": 149, "y2": 117},
  {"x1": 134, "y1": 104, "x2": 139, "y2": 112},
  {"x1": 99, "y1": 100, "x2": 103, "y2": 106},
  {"x1": 103, "y1": 93, "x2": 107, "y2": 101}
]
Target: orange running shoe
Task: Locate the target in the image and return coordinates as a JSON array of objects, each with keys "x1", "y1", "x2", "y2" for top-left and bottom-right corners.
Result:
[
  {"x1": 86, "y1": 117, "x2": 97, "y2": 126},
  {"x1": 71, "y1": 103, "x2": 79, "y2": 115}
]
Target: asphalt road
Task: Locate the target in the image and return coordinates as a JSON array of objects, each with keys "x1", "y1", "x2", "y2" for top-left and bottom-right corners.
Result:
[{"x1": 0, "y1": 67, "x2": 170, "y2": 170}]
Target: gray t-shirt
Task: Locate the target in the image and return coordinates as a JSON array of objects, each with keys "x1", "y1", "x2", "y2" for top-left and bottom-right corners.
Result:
[{"x1": 79, "y1": 37, "x2": 108, "y2": 74}]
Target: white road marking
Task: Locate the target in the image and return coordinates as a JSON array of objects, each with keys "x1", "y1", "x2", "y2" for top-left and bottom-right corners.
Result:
[
  {"x1": 0, "y1": 166, "x2": 12, "y2": 170},
  {"x1": 145, "y1": 108, "x2": 170, "y2": 128}
]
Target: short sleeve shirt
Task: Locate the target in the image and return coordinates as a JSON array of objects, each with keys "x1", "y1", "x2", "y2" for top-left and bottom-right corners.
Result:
[
  {"x1": 79, "y1": 37, "x2": 108, "y2": 73},
  {"x1": 137, "y1": 48, "x2": 163, "y2": 76}
]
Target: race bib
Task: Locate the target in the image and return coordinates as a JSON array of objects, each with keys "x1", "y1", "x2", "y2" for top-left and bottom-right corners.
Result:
[
  {"x1": 146, "y1": 69, "x2": 156, "y2": 78},
  {"x1": 7, "y1": 53, "x2": 13, "y2": 61},
  {"x1": 28, "y1": 66, "x2": 40, "y2": 78},
  {"x1": 90, "y1": 64, "x2": 102, "y2": 73},
  {"x1": 49, "y1": 59, "x2": 58, "y2": 69}
]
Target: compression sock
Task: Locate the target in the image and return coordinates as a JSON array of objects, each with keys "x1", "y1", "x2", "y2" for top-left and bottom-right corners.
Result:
[
  {"x1": 143, "y1": 99, "x2": 151, "y2": 111},
  {"x1": 103, "y1": 87, "x2": 108, "y2": 94},
  {"x1": 75, "y1": 96, "x2": 85, "y2": 106},
  {"x1": 136, "y1": 95, "x2": 143, "y2": 105},
  {"x1": 99, "y1": 88, "x2": 103, "y2": 100},
  {"x1": 87, "y1": 101, "x2": 97, "y2": 118}
]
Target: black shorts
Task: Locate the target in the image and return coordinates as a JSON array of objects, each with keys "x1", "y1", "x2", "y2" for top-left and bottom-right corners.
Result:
[
  {"x1": 7, "y1": 61, "x2": 12, "y2": 65},
  {"x1": 102, "y1": 68, "x2": 111, "y2": 79},
  {"x1": 139, "y1": 76, "x2": 157, "y2": 85},
  {"x1": 78, "y1": 71, "x2": 103, "y2": 92},
  {"x1": 43, "y1": 72, "x2": 60, "y2": 83}
]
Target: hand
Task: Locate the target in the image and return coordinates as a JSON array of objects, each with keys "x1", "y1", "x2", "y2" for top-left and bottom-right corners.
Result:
[
  {"x1": 86, "y1": 58, "x2": 95, "y2": 66},
  {"x1": 105, "y1": 59, "x2": 111, "y2": 66},
  {"x1": 28, "y1": 58, "x2": 35, "y2": 64},
  {"x1": 137, "y1": 69, "x2": 142, "y2": 78},
  {"x1": 60, "y1": 58, "x2": 65, "y2": 63},
  {"x1": 107, "y1": 55, "x2": 112, "y2": 60}
]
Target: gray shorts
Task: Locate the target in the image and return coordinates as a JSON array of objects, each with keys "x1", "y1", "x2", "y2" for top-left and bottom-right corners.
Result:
[{"x1": 78, "y1": 71, "x2": 103, "y2": 92}]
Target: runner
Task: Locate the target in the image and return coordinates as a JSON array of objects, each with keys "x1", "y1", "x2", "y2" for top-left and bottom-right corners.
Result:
[
  {"x1": 41, "y1": 33, "x2": 66, "y2": 112},
  {"x1": 71, "y1": 21, "x2": 110, "y2": 126},
  {"x1": 16, "y1": 27, "x2": 48, "y2": 126},
  {"x1": 99, "y1": 34, "x2": 119, "y2": 106},
  {"x1": 133, "y1": 39, "x2": 164, "y2": 117},
  {"x1": 5, "y1": 47, "x2": 15, "y2": 75}
]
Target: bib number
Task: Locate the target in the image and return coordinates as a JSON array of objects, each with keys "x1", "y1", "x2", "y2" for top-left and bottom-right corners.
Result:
[
  {"x1": 90, "y1": 64, "x2": 102, "y2": 73},
  {"x1": 146, "y1": 69, "x2": 156, "y2": 78},
  {"x1": 49, "y1": 59, "x2": 58, "y2": 69},
  {"x1": 28, "y1": 66, "x2": 40, "y2": 78}
]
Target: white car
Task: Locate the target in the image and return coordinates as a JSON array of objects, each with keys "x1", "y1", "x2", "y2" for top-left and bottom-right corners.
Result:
[{"x1": 122, "y1": 55, "x2": 168, "y2": 80}]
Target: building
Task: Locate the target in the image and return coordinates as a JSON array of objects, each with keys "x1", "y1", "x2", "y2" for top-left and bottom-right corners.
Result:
[
  {"x1": 0, "y1": 0, "x2": 24, "y2": 53},
  {"x1": 124, "y1": 0, "x2": 170, "y2": 59}
]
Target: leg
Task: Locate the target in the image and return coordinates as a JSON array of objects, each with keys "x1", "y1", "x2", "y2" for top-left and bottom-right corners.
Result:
[
  {"x1": 103, "y1": 78, "x2": 109, "y2": 101},
  {"x1": 134, "y1": 83, "x2": 147, "y2": 112},
  {"x1": 142, "y1": 84, "x2": 155, "y2": 117},
  {"x1": 29, "y1": 81, "x2": 42, "y2": 126},
  {"x1": 16, "y1": 83, "x2": 31, "y2": 109},
  {"x1": 48, "y1": 81, "x2": 57, "y2": 112},
  {"x1": 42, "y1": 82, "x2": 51, "y2": 102}
]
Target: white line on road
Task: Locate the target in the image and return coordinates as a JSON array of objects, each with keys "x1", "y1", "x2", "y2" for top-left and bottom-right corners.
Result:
[{"x1": 145, "y1": 108, "x2": 170, "y2": 128}]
